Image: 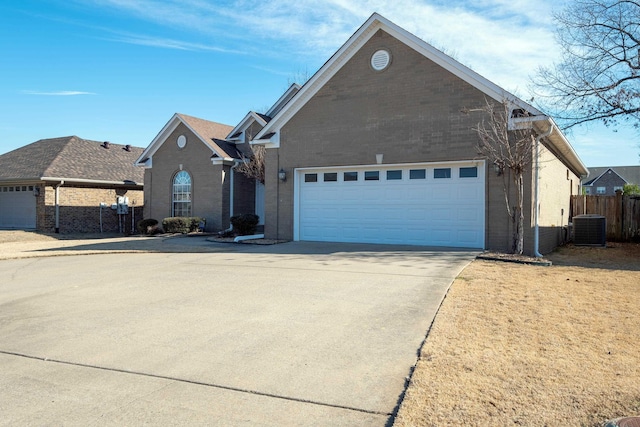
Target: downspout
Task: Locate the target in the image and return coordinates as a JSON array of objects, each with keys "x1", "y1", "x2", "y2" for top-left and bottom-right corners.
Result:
[
  {"x1": 55, "y1": 180, "x2": 64, "y2": 233},
  {"x1": 534, "y1": 123, "x2": 554, "y2": 257},
  {"x1": 219, "y1": 161, "x2": 239, "y2": 234}
]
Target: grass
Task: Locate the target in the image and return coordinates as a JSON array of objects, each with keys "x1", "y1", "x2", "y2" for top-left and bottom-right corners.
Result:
[{"x1": 394, "y1": 243, "x2": 640, "y2": 427}]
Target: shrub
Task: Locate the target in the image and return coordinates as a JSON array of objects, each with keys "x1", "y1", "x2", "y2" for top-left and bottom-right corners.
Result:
[
  {"x1": 189, "y1": 217, "x2": 206, "y2": 232},
  {"x1": 162, "y1": 217, "x2": 190, "y2": 234},
  {"x1": 230, "y1": 213, "x2": 259, "y2": 236},
  {"x1": 137, "y1": 218, "x2": 162, "y2": 235},
  {"x1": 162, "y1": 217, "x2": 206, "y2": 234}
]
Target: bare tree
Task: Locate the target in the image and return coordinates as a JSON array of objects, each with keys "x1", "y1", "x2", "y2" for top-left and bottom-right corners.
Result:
[
  {"x1": 286, "y1": 66, "x2": 312, "y2": 88},
  {"x1": 473, "y1": 99, "x2": 536, "y2": 254},
  {"x1": 533, "y1": 0, "x2": 640, "y2": 130},
  {"x1": 236, "y1": 144, "x2": 265, "y2": 184}
]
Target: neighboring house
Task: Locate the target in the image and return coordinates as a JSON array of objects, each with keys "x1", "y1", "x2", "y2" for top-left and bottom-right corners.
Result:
[
  {"x1": 0, "y1": 136, "x2": 144, "y2": 233},
  {"x1": 581, "y1": 166, "x2": 640, "y2": 195},
  {"x1": 250, "y1": 13, "x2": 588, "y2": 255},
  {"x1": 136, "y1": 87, "x2": 300, "y2": 231}
]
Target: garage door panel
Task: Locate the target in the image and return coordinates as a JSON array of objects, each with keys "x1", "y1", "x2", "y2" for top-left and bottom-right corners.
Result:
[
  {"x1": 458, "y1": 230, "x2": 481, "y2": 245},
  {"x1": 298, "y1": 163, "x2": 485, "y2": 248},
  {"x1": 457, "y1": 207, "x2": 480, "y2": 222},
  {"x1": 0, "y1": 186, "x2": 37, "y2": 229},
  {"x1": 431, "y1": 207, "x2": 452, "y2": 221}
]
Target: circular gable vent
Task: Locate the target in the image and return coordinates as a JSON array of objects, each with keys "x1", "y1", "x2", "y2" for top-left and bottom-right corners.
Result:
[
  {"x1": 371, "y1": 49, "x2": 391, "y2": 71},
  {"x1": 177, "y1": 134, "x2": 187, "y2": 148}
]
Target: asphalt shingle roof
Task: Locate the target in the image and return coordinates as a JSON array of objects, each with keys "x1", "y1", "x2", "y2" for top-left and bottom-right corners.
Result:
[
  {"x1": 176, "y1": 114, "x2": 236, "y2": 159},
  {"x1": 582, "y1": 166, "x2": 640, "y2": 186},
  {"x1": 0, "y1": 136, "x2": 145, "y2": 184}
]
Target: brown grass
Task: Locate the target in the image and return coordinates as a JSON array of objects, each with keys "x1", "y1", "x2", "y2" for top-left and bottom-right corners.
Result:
[{"x1": 394, "y1": 243, "x2": 640, "y2": 427}]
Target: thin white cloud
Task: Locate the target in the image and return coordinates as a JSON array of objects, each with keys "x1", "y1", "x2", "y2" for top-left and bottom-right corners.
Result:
[
  {"x1": 105, "y1": 33, "x2": 244, "y2": 53},
  {"x1": 78, "y1": 0, "x2": 563, "y2": 95},
  {"x1": 21, "y1": 90, "x2": 97, "y2": 96},
  {"x1": 249, "y1": 65, "x2": 292, "y2": 78}
]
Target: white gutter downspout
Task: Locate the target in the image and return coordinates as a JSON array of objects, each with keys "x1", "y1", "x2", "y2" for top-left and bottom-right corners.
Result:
[
  {"x1": 55, "y1": 180, "x2": 64, "y2": 233},
  {"x1": 219, "y1": 161, "x2": 240, "y2": 234},
  {"x1": 534, "y1": 123, "x2": 554, "y2": 257}
]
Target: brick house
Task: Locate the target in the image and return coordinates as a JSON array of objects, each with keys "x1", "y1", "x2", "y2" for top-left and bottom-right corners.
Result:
[
  {"x1": 0, "y1": 136, "x2": 144, "y2": 233},
  {"x1": 250, "y1": 13, "x2": 588, "y2": 255},
  {"x1": 135, "y1": 88, "x2": 300, "y2": 231},
  {"x1": 582, "y1": 166, "x2": 640, "y2": 195},
  {"x1": 138, "y1": 13, "x2": 588, "y2": 255}
]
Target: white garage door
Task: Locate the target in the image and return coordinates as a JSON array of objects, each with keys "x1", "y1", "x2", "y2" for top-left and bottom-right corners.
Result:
[
  {"x1": 296, "y1": 162, "x2": 485, "y2": 248},
  {"x1": 0, "y1": 185, "x2": 37, "y2": 229}
]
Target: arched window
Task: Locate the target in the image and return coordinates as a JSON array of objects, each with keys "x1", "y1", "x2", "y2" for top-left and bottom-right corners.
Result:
[{"x1": 172, "y1": 170, "x2": 192, "y2": 217}]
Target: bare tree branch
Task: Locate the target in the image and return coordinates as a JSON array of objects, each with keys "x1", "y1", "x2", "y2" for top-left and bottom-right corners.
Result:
[
  {"x1": 236, "y1": 144, "x2": 265, "y2": 184},
  {"x1": 532, "y1": 0, "x2": 640, "y2": 131},
  {"x1": 473, "y1": 99, "x2": 536, "y2": 254}
]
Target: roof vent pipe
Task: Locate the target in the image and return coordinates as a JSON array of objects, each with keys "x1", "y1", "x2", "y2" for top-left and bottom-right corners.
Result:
[
  {"x1": 123, "y1": 144, "x2": 131, "y2": 152},
  {"x1": 102, "y1": 141, "x2": 110, "y2": 149}
]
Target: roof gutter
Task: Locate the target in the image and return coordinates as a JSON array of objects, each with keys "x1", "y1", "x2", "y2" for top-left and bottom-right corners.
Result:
[{"x1": 40, "y1": 177, "x2": 142, "y2": 186}]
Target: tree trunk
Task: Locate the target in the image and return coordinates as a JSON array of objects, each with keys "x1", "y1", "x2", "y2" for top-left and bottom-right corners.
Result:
[{"x1": 513, "y1": 171, "x2": 525, "y2": 255}]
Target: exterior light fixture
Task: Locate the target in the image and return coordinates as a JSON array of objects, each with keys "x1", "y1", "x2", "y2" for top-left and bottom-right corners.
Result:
[
  {"x1": 278, "y1": 168, "x2": 286, "y2": 182},
  {"x1": 493, "y1": 162, "x2": 503, "y2": 176}
]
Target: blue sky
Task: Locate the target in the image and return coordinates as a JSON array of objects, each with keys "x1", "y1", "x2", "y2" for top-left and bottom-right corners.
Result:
[{"x1": 1, "y1": 0, "x2": 638, "y2": 167}]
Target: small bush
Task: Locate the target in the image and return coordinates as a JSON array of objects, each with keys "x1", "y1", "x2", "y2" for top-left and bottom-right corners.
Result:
[
  {"x1": 162, "y1": 217, "x2": 190, "y2": 234},
  {"x1": 190, "y1": 217, "x2": 206, "y2": 232},
  {"x1": 162, "y1": 217, "x2": 206, "y2": 234},
  {"x1": 230, "y1": 213, "x2": 259, "y2": 236},
  {"x1": 137, "y1": 218, "x2": 162, "y2": 235}
]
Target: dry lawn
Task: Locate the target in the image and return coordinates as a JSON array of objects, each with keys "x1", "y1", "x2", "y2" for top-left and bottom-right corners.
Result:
[{"x1": 395, "y1": 243, "x2": 640, "y2": 427}]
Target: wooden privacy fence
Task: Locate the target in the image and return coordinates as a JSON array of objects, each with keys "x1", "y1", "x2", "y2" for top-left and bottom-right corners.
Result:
[{"x1": 571, "y1": 194, "x2": 640, "y2": 241}]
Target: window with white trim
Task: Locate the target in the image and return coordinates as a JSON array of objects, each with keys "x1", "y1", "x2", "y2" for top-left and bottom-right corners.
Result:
[
  {"x1": 172, "y1": 170, "x2": 192, "y2": 217},
  {"x1": 460, "y1": 167, "x2": 478, "y2": 178},
  {"x1": 434, "y1": 168, "x2": 451, "y2": 179},
  {"x1": 596, "y1": 187, "x2": 606, "y2": 194},
  {"x1": 364, "y1": 171, "x2": 379, "y2": 181}
]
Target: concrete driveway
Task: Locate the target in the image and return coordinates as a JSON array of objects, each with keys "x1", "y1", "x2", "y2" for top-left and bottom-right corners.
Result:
[{"x1": 0, "y1": 239, "x2": 478, "y2": 426}]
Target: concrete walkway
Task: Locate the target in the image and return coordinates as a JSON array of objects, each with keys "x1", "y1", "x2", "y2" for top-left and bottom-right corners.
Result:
[{"x1": 0, "y1": 238, "x2": 478, "y2": 426}]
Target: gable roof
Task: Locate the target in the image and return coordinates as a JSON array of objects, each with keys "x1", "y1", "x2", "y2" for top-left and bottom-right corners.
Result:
[
  {"x1": 0, "y1": 136, "x2": 144, "y2": 184},
  {"x1": 252, "y1": 13, "x2": 588, "y2": 177},
  {"x1": 225, "y1": 84, "x2": 300, "y2": 142},
  {"x1": 265, "y1": 83, "x2": 301, "y2": 117},
  {"x1": 582, "y1": 166, "x2": 640, "y2": 186},
  {"x1": 135, "y1": 113, "x2": 235, "y2": 166},
  {"x1": 225, "y1": 111, "x2": 270, "y2": 142}
]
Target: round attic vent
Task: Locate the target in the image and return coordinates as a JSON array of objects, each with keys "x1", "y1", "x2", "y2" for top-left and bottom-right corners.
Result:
[
  {"x1": 371, "y1": 49, "x2": 391, "y2": 71},
  {"x1": 177, "y1": 134, "x2": 187, "y2": 148}
]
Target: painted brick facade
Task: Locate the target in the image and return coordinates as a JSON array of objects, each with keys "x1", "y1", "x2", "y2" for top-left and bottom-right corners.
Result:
[{"x1": 532, "y1": 146, "x2": 580, "y2": 253}]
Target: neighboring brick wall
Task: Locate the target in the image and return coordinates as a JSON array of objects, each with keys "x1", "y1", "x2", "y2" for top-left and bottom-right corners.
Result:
[{"x1": 38, "y1": 184, "x2": 143, "y2": 233}]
